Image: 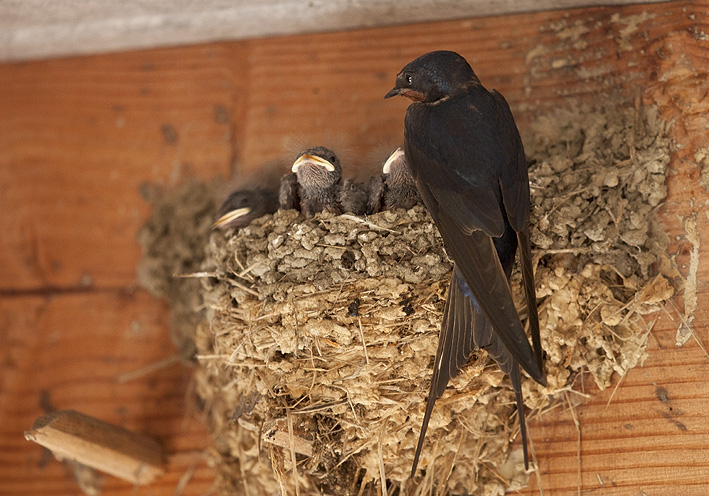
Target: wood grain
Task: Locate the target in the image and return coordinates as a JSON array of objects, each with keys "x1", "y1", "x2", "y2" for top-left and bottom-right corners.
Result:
[
  {"x1": 522, "y1": 309, "x2": 709, "y2": 494},
  {"x1": 0, "y1": 0, "x2": 668, "y2": 63},
  {"x1": 0, "y1": 44, "x2": 243, "y2": 290},
  {"x1": 0, "y1": 292, "x2": 213, "y2": 495},
  {"x1": 25, "y1": 410, "x2": 166, "y2": 485},
  {"x1": 1, "y1": 1, "x2": 708, "y2": 494}
]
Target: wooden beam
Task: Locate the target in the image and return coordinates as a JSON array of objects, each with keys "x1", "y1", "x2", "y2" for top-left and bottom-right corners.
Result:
[
  {"x1": 0, "y1": 0, "x2": 669, "y2": 62},
  {"x1": 0, "y1": 44, "x2": 241, "y2": 290}
]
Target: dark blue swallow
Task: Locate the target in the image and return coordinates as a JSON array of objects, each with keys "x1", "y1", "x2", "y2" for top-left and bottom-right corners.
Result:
[{"x1": 386, "y1": 50, "x2": 545, "y2": 475}]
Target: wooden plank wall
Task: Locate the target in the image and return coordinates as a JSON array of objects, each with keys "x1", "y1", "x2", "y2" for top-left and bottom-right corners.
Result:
[
  {"x1": 1, "y1": 1, "x2": 708, "y2": 494},
  {"x1": 0, "y1": 0, "x2": 670, "y2": 62}
]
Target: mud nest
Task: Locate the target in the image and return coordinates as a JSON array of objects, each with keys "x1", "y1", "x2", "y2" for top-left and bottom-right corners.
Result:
[
  {"x1": 139, "y1": 101, "x2": 675, "y2": 495},
  {"x1": 137, "y1": 179, "x2": 221, "y2": 359}
]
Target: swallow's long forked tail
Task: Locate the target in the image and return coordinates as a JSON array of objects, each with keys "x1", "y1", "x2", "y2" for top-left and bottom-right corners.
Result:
[
  {"x1": 410, "y1": 269, "x2": 475, "y2": 477},
  {"x1": 509, "y1": 361, "x2": 529, "y2": 468},
  {"x1": 410, "y1": 265, "x2": 537, "y2": 477},
  {"x1": 518, "y1": 227, "x2": 544, "y2": 374}
]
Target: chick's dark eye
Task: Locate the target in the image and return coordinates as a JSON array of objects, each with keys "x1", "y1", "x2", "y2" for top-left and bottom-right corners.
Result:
[{"x1": 405, "y1": 74, "x2": 413, "y2": 85}]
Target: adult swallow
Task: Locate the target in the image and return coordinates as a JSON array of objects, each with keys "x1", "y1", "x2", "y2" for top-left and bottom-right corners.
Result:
[
  {"x1": 212, "y1": 187, "x2": 278, "y2": 229},
  {"x1": 367, "y1": 147, "x2": 420, "y2": 214},
  {"x1": 279, "y1": 146, "x2": 366, "y2": 216},
  {"x1": 385, "y1": 50, "x2": 545, "y2": 475}
]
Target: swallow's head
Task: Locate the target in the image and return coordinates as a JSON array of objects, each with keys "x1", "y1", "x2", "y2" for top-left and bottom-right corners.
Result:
[{"x1": 385, "y1": 50, "x2": 477, "y2": 104}]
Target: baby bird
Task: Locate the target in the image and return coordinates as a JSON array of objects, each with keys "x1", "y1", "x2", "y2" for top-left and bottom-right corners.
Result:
[
  {"x1": 212, "y1": 187, "x2": 278, "y2": 229},
  {"x1": 367, "y1": 147, "x2": 420, "y2": 214},
  {"x1": 280, "y1": 146, "x2": 366, "y2": 216}
]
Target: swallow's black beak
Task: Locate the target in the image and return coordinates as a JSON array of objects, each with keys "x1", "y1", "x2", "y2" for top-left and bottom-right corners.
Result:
[{"x1": 384, "y1": 86, "x2": 402, "y2": 99}]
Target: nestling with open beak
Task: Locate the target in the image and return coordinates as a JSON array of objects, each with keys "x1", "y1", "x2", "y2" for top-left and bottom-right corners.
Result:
[
  {"x1": 212, "y1": 188, "x2": 279, "y2": 230},
  {"x1": 367, "y1": 147, "x2": 421, "y2": 214},
  {"x1": 279, "y1": 146, "x2": 367, "y2": 216}
]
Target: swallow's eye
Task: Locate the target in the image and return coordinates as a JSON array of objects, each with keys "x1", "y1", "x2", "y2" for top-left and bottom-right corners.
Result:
[{"x1": 405, "y1": 73, "x2": 413, "y2": 85}]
